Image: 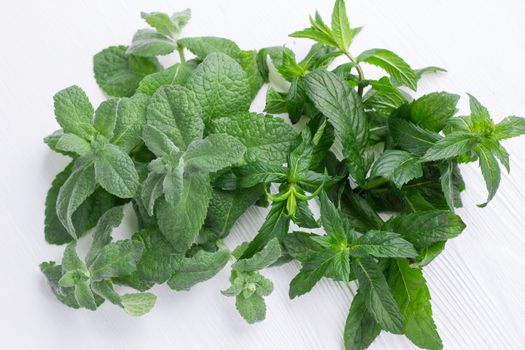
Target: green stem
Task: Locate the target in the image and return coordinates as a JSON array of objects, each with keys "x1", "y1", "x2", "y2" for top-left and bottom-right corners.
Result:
[
  {"x1": 177, "y1": 46, "x2": 186, "y2": 64},
  {"x1": 359, "y1": 177, "x2": 388, "y2": 191},
  {"x1": 343, "y1": 51, "x2": 365, "y2": 96}
]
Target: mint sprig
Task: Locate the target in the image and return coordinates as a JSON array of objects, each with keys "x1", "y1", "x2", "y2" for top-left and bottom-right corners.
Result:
[{"x1": 40, "y1": 2, "x2": 525, "y2": 349}]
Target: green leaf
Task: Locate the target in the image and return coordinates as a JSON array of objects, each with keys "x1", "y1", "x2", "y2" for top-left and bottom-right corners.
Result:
[
  {"x1": 167, "y1": 250, "x2": 230, "y2": 290},
  {"x1": 412, "y1": 241, "x2": 446, "y2": 268},
  {"x1": 233, "y1": 238, "x2": 282, "y2": 272},
  {"x1": 388, "y1": 259, "x2": 443, "y2": 350},
  {"x1": 178, "y1": 36, "x2": 242, "y2": 60},
  {"x1": 240, "y1": 201, "x2": 290, "y2": 259},
  {"x1": 127, "y1": 29, "x2": 178, "y2": 57},
  {"x1": 439, "y1": 161, "x2": 463, "y2": 210},
  {"x1": 102, "y1": 94, "x2": 149, "y2": 153},
  {"x1": 61, "y1": 242, "x2": 86, "y2": 272},
  {"x1": 142, "y1": 124, "x2": 180, "y2": 158},
  {"x1": 55, "y1": 133, "x2": 91, "y2": 156},
  {"x1": 364, "y1": 78, "x2": 408, "y2": 116},
  {"x1": 352, "y1": 257, "x2": 404, "y2": 334},
  {"x1": 350, "y1": 230, "x2": 418, "y2": 258},
  {"x1": 40, "y1": 262, "x2": 80, "y2": 308},
  {"x1": 476, "y1": 144, "x2": 501, "y2": 207},
  {"x1": 56, "y1": 162, "x2": 97, "y2": 238},
  {"x1": 421, "y1": 132, "x2": 479, "y2": 162},
  {"x1": 142, "y1": 9, "x2": 190, "y2": 37},
  {"x1": 264, "y1": 87, "x2": 288, "y2": 114},
  {"x1": 185, "y1": 52, "x2": 251, "y2": 123},
  {"x1": 147, "y1": 84, "x2": 204, "y2": 150},
  {"x1": 85, "y1": 206, "x2": 125, "y2": 266},
  {"x1": 184, "y1": 134, "x2": 246, "y2": 173},
  {"x1": 93, "y1": 46, "x2": 161, "y2": 97},
  {"x1": 414, "y1": 66, "x2": 447, "y2": 81},
  {"x1": 495, "y1": 116, "x2": 525, "y2": 140},
  {"x1": 383, "y1": 210, "x2": 466, "y2": 249},
  {"x1": 235, "y1": 293, "x2": 266, "y2": 324},
  {"x1": 319, "y1": 192, "x2": 346, "y2": 239},
  {"x1": 157, "y1": 173, "x2": 212, "y2": 253},
  {"x1": 53, "y1": 85, "x2": 95, "y2": 139},
  {"x1": 289, "y1": 251, "x2": 336, "y2": 298},
  {"x1": 304, "y1": 70, "x2": 368, "y2": 183},
  {"x1": 241, "y1": 50, "x2": 265, "y2": 98},
  {"x1": 388, "y1": 116, "x2": 441, "y2": 156},
  {"x1": 45, "y1": 163, "x2": 121, "y2": 245},
  {"x1": 133, "y1": 228, "x2": 182, "y2": 284},
  {"x1": 94, "y1": 144, "x2": 140, "y2": 198},
  {"x1": 88, "y1": 240, "x2": 144, "y2": 281},
  {"x1": 141, "y1": 172, "x2": 165, "y2": 216},
  {"x1": 370, "y1": 150, "x2": 423, "y2": 189},
  {"x1": 120, "y1": 292, "x2": 157, "y2": 316},
  {"x1": 357, "y1": 49, "x2": 417, "y2": 90},
  {"x1": 74, "y1": 279, "x2": 98, "y2": 311},
  {"x1": 410, "y1": 92, "x2": 460, "y2": 132},
  {"x1": 44, "y1": 129, "x2": 77, "y2": 157},
  {"x1": 137, "y1": 63, "x2": 193, "y2": 96},
  {"x1": 344, "y1": 289, "x2": 381, "y2": 350},
  {"x1": 287, "y1": 77, "x2": 307, "y2": 123},
  {"x1": 203, "y1": 186, "x2": 263, "y2": 239},
  {"x1": 331, "y1": 0, "x2": 353, "y2": 51},
  {"x1": 163, "y1": 162, "x2": 184, "y2": 207},
  {"x1": 212, "y1": 112, "x2": 297, "y2": 165}
]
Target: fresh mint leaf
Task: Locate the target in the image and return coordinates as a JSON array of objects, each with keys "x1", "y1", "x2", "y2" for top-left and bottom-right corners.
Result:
[
  {"x1": 94, "y1": 144, "x2": 140, "y2": 198},
  {"x1": 439, "y1": 161, "x2": 463, "y2": 210},
  {"x1": 364, "y1": 78, "x2": 408, "y2": 116},
  {"x1": 88, "y1": 240, "x2": 144, "y2": 281},
  {"x1": 331, "y1": 0, "x2": 353, "y2": 51},
  {"x1": 184, "y1": 134, "x2": 246, "y2": 173},
  {"x1": 357, "y1": 49, "x2": 417, "y2": 90},
  {"x1": 344, "y1": 289, "x2": 381, "y2": 350},
  {"x1": 178, "y1": 37, "x2": 242, "y2": 60},
  {"x1": 53, "y1": 85, "x2": 96, "y2": 139},
  {"x1": 168, "y1": 250, "x2": 230, "y2": 290},
  {"x1": 476, "y1": 144, "x2": 501, "y2": 207},
  {"x1": 186, "y1": 52, "x2": 251, "y2": 123},
  {"x1": 40, "y1": 261, "x2": 80, "y2": 309},
  {"x1": 142, "y1": 124, "x2": 180, "y2": 158},
  {"x1": 388, "y1": 259, "x2": 443, "y2": 350},
  {"x1": 421, "y1": 132, "x2": 479, "y2": 162},
  {"x1": 410, "y1": 92, "x2": 460, "y2": 132},
  {"x1": 233, "y1": 238, "x2": 282, "y2": 272},
  {"x1": 74, "y1": 279, "x2": 98, "y2": 311},
  {"x1": 240, "y1": 201, "x2": 290, "y2": 259},
  {"x1": 94, "y1": 46, "x2": 162, "y2": 97},
  {"x1": 142, "y1": 9, "x2": 190, "y2": 37},
  {"x1": 120, "y1": 292, "x2": 157, "y2": 316},
  {"x1": 147, "y1": 84, "x2": 204, "y2": 150},
  {"x1": 289, "y1": 250, "x2": 334, "y2": 298},
  {"x1": 157, "y1": 173, "x2": 212, "y2": 253},
  {"x1": 350, "y1": 230, "x2": 418, "y2": 258},
  {"x1": 383, "y1": 210, "x2": 465, "y2": 249},
  {"x1": 212, "y1": 112, "x2": 296, "y2": 165},
  {"x1": 163, "y1": 163, "x2": 184, "y2": 207},
  {"x1": 235, "y1": 293, "x2": 266, "y2": 324},
  {"x1": 370, "y1": 150, "x2": 423, "y2": 189},
  {"x1": 137, "y1": 63, "x2": 193, "y2": 96},
  {"x1": 56, "y1": 162, "x2": 97, "y2": 238},
  {"x1": 85, "y1": 206, "x2": 125, "y2": 266},
  {"x1": 495, "y1": 116, "x2": 525, "y2": 140},
  {"x1": 133, "y1": 228, "x2": 182, "y2": 284},
  {"x1": 352, "y1": 257, "x2": 404, "y2": 334},
  {"x1": 55, "y1": 133, "x2": 92, "y2": 156},
  {"x1": 203, "y1": 186, "x2": 263, "y2": 240},
  {"x1": 141, "y1": 172, "x2": 164, "y2": 216},
  {"x1": 388, "y1": 116, "x2": 441, "y2": 156},
  {"x1": 264, "y1": 87, "x2": 288, "y2": 114},
  {"x1": 304, "y1": 70, "x2": 368, "y2": 183},
  {"x1": 127, "y1": 29, "x2": 178, "y2": 57}
]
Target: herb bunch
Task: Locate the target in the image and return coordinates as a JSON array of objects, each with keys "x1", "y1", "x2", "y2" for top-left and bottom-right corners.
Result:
[{"x1": 41, "y1": 1, "x2": 525, "y2": 349}]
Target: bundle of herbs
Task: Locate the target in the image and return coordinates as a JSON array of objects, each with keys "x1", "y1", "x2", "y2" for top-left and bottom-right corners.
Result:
[{"x1": 40, "y1": 1, "x2": 525, "y2": 349}]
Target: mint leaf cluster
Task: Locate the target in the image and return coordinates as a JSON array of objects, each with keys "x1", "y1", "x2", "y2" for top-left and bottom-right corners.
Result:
[{"x1": 41, "y1": 1, "x2": 525, "y2": 349}]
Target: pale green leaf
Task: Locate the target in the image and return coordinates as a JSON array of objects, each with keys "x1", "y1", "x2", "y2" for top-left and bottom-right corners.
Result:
[
  {"x1": 88, "y1": 240, "x2": 144, "y2": 281},
  {"x1": 184, "y1": 134, "x2": 246, "y2": 173},
  {"x1": 94, "y1": 144, "x2": 140, "y2": 198},
  {"x1": 53, "y1": 85, "x2": 95, "y2": 139},
  {"x1": 358, "y1": 49, "x2": 417, "y2": 90}
]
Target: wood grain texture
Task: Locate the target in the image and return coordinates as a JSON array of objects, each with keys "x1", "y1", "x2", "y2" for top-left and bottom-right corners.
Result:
[{"x1": 1, "y1": 0, "x2": 524, "y2": 349}]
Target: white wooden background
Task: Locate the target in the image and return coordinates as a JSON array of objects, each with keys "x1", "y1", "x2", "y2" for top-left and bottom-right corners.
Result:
[{"x1": 1, "y1": 0, "x2": 525, "y2": 349}]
